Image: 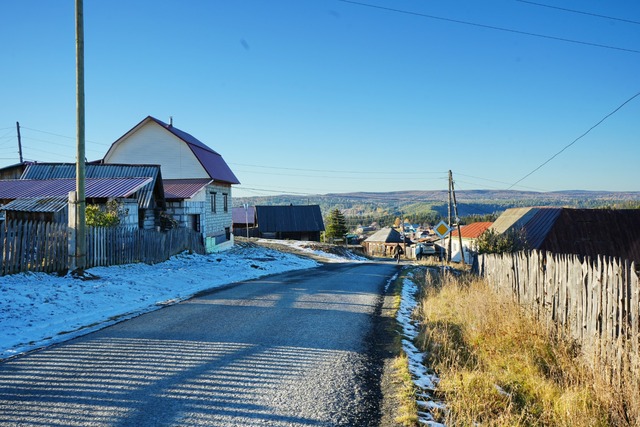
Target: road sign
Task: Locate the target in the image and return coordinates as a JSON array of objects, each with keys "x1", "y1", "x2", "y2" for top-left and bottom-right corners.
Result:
[{"x1": 434, "y1": 221, "x2": 451, "y2": 238}]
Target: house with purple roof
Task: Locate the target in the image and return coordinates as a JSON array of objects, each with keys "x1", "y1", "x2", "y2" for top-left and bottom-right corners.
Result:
[{"x1": 103, "y1": 116, "x2": 240, "y2": 251}]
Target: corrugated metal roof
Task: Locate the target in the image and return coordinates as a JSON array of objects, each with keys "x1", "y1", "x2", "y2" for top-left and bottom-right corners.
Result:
[
  {"x1": 523, "y1": 208, "x2": 562, "y2": 248},
  {"x1": 148, "y1": 117, "x2": 240, "y2": 184},
  {"x1": 21, "y1": 163, "x2": 163, "y2": 209},
  {"x1": 450, "y1": 222, "x2": 493, "y2": 239},
  {"x1": 489, "y1": 207, "x2": 539, "y2": 234},
  {"x1": 255, "y1": 205, "x2": 325, "y2": 233},
  {"x1": 0, "y1": 178, "x2": 152, "y2": 199},
  {"x1": 187, "y1": 143, "x2": 241, "y2": 185},
  {"x1": 1, "y1": 197, "x2": 68, "y2": 213},
  {"x1": 364, "y1": 227, "x2": 404, "y2": 243},
  {"x1": 163, "y1": 179, "x2": 212, "y2": 200}
]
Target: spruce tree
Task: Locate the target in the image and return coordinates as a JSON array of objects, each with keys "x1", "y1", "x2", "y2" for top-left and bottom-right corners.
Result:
[{"x1": 325, "y1": 208, "x2": 348, "y2": 241}]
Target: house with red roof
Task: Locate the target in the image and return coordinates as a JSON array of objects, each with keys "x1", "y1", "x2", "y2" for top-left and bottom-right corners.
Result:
[
  {"x1": 447, "y1": 221, "x2": 493, "y2": 263},
  {"x1": 103, "y1": 116, "x2": 240, "y2": 251}
]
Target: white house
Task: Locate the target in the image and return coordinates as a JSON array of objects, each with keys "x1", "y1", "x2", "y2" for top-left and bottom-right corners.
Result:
[
  {"x1": 446, "y1": 221, "x2": 492, "y2": 263},
  {"x1": 103, "y1": 116, "x2": 240, "y2": 252}
]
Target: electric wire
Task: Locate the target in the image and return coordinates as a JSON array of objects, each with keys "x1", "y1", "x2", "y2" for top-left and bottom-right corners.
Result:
[
  {"x1": 339, "y1": 0, "x2": 640, "y2": 54},
  {"x1": 516, "y1": 0, "x2": 640, "y2": 26},
  {"x1": 508, "y1": 90, "x2": 640, "y2": 190}
]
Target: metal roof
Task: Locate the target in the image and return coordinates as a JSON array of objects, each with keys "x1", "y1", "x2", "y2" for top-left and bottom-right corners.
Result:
[
  {"x1": 21, "y1": 163, "x2": 163, "y2": 209},
  {"x1": 541, "y1": 209, "x2": 640, "y2": 265},
  {"x1": 232, "y1": 206, "x2": 256, "y2": 225},
  {"x1": 163, "y1": 179, "x2": 212, "y2": 200},
  {"x1": 364, "y1": 227, "x2": 405, "y2": 243},
  {"x1": 0, "y1": 178, "x2": 152, "y2": 199},
  {"x1": 255, "y1": 205, "x2": 325, "y2": 233},
  {"x1": 1, "y1": 197, "x2": 68, "y2": 213},
  {"x1": 450, "y1": 222, "x2": 493, "y2": 239},
  {"x1": 106, "y1": 116, "x2": 240, "y2": 185},
  {"x1": 489, "y1": 207, "x2": 640, "y2": 265}
]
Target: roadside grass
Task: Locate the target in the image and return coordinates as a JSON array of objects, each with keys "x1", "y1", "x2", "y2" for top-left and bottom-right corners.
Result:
[
  {"x1": 388, "y1": 267, "x2": 419, "y2": 426},
  {"x1": 417, "y1": 270, "x2": 617, "y2": 427}
]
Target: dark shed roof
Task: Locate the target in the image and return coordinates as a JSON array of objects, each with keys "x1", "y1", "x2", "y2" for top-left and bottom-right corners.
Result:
[
  {"x1": 492, "y1": 207, "x2": 640, "y2": 265},
  {"x1": 255, "y1": 205, "x2": 325, "y2": 233},
  {"x1": 21, "y1": 163, "x2": 164, "y2": 209},
  {"x1": 540, "y1": 209, "x2": 640, "y2": 265}
]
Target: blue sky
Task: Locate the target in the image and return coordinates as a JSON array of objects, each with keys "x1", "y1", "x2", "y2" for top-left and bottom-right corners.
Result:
[{"x1": 1, "y1": 0, "x2": 639, "y2": 197}]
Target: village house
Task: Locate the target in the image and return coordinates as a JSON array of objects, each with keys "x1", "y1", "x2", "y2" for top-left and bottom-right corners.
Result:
[
  {"x1": 102, "y1": 116, "x2": 240, "y2": 251},
  {"x1": 446, "y1": 221, "x2": 493, "y2": 264},
  {"x1": 363, "y1": 227, "x2": 407, "y2": 257}
]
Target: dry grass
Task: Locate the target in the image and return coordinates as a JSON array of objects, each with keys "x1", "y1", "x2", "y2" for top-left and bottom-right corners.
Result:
[{"x1": 417, "y1": 271, "x2": 620, "y2": 426}]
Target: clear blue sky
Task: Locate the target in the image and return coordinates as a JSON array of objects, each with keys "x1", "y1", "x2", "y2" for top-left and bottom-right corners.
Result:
[{"x1": 1, "y1": 0, "x2": 639, "y2": 197}]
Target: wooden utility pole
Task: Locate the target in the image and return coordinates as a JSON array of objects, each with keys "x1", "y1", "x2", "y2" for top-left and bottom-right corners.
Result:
[
  {"x1": 74, "y1": 0, "x2": 87, "y2": 273},
  {"x1": 16, "y1": 122, "x2": 23, "y2": 163},
  {"x1": 447, "y1": 170, "x2": 453, "y2": 262},
  {"x1": 451, "y1": 173, "x2": 466, "y2": 265}
]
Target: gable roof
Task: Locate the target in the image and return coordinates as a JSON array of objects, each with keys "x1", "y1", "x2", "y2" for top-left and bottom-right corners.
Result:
[
  {"x1": 0, "y1": 178, "x2": 152, "y2": 200},
  {"x1": 450, "y1": 222, "x2": 493, "y2": 239},
  {"x1": 106, "y1": 116, "x2": 240, "y2": 185},
  {"x1": 255, "y1": 205, "x2": 325, "y2": 233},
  {"x1": 21, "y1": 162, "x2": 165, "y2": 210},
  {"x1": 364, "y1": 227, "x2": 405, "y2": 244}
]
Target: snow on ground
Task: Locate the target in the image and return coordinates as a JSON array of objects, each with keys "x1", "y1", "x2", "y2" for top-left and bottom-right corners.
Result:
[
  {"x1": 0, "y1": 244, "x2": 327, "y2": 361},
  {"x1": 397, "y1": 268, "x2": 446, "y2": 427},
  {"x1": 257, "y1": 239, "x2": 370, "y2": 262}
]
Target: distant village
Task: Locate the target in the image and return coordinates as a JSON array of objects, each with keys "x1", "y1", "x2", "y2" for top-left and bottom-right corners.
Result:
[{"x1": 1, "y1": 116, "x2": 639, "y2": 276}]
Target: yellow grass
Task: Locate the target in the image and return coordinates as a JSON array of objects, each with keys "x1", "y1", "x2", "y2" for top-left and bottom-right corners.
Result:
[{"x1": 417, "y1": 271, "x2": 618, "y2": 426}]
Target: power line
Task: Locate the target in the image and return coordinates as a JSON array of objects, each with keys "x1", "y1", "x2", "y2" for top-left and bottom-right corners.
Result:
[
  {"x1": 516, "y1": 0, "x2": 640, "y2": 26},
  {"x1": 231, "y1": 162, "x2": 447, "y2": 176},
  {"x1": 339, "y1": 0, "x2": 640, "y2": 54},
  {"x1": 508, "y1": 90, "x2": 640, "y2": 190}
]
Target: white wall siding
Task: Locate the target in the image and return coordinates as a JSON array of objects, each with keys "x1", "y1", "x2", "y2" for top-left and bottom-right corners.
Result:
[{"x1": 105, "y1": 122, "x2": 209, "y2": 179}]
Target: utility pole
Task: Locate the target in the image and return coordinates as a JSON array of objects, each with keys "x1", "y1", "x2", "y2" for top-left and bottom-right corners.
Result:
[
  {"x1": 16, "y1": 122, "x2": 23, "y2": 163},
  {"x1": 447, "y1": 170, "x2": 453, "y2": 262},
  {"x1": 74, "y1": 0, "x2": 87, "y2": 274},
  {"x1": 451, "y1": 173, "x2": 466, "y2": 265}
]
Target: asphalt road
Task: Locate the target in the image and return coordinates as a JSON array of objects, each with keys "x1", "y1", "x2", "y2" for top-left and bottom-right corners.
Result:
[{"x1": 0, "y1": 261, "x2": 398, "y2": 427}]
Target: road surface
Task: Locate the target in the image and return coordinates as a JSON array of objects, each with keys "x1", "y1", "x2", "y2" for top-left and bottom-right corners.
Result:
[{"x1": 0, "y1": 262, "x2": 398, "y2": 426}]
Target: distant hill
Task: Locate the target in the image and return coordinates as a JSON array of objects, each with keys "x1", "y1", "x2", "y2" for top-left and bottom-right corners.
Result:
[{"x1": 234, "y1": 190, "x2": 640, "y2": 229}]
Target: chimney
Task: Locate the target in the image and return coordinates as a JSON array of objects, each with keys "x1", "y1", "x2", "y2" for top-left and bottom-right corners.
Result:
[{"x1": 169, "y1": 116, "x2": 173, "y2": 127}]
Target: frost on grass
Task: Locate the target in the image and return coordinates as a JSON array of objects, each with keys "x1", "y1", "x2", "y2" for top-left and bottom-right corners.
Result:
[{"x1": 397, "y1": 269, "x2": 446, "y2": 426}]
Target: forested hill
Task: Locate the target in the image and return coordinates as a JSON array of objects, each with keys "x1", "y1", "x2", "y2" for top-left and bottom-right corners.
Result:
[{"x1": 234, "y1": 189, "x2": 640, "y2": 228}]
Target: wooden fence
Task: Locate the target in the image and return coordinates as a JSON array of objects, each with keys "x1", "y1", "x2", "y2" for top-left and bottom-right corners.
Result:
[
  {"x1": 479, "y1": 250, "x2": 639, "y2": 390},
  {"x1": 0, "y1": 220, "x2": 205, "y2": 276}
]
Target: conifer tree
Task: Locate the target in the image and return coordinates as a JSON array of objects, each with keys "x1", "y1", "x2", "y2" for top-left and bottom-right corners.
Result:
[{"x1": 325, "y1": 208, "x2": 348, "y2": 241}]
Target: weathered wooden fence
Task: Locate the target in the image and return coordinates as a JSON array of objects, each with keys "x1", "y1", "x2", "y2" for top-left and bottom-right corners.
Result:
[
  {"x1": 0, "y1": 220, "x2": 68, "y2": 275},
  {"x1": 0, "y1": 220, "x2": 205, "y2": 276},
  {"x1": 86, "y1": 226, "x2": 205, "y2": 267},
  {"x1": 480, "y1": 250, "x2": 639, "y2": 390}
]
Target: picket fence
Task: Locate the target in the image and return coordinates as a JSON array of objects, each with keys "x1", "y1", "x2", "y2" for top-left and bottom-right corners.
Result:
[
  {"x1": 0, "y1": 220, "x2": 205, "y2": 276},
  {"x1": 479, "y1": 250, "x2": 639, "y2": 390}
]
